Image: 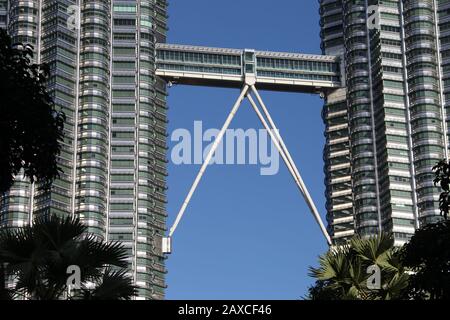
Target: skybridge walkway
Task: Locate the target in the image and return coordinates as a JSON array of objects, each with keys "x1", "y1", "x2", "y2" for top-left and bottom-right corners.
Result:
[
  {"x1": 156, "y1": 43, "x2": 342, "y2": 93},
  {"x1": 156, "y1": 43, "x2": 344, "y2": 253}
]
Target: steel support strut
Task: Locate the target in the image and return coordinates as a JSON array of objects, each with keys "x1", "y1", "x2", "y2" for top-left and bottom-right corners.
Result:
[
  {"x1": 248, "y1": 87, "x2": 332, "y2": 245},
  {"x1": 162, "y1": 85, "x2": 249, "y2": 253},
  {"x1": 162, "y1": 84, "x2": 332, "y2": 254}
]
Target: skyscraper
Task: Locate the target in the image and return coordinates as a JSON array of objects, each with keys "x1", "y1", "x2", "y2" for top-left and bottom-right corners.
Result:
[
  {"x1": 320, "y1": 0, "x2": 448, "y2": 245},
  {"x1": 3, "y1": 0, "x2": 450, "y2": 300},
  {"x1": 0, "y1": 0, "x2": 168, "y2": 299}
]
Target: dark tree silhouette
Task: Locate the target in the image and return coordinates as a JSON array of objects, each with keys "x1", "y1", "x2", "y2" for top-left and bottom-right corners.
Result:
[
  {"x1": 0, "y1": 263, "x2": 11, "y2": 300},
  {"x1": 396, "y1": 159, "x2": 450, "y2": 299},
  {"x1": 0, "y1": 28, "x2": 65, "y2": 193},
  {"x1": 305, "y1": 280, "x2": 341, "y2": 300},
  {"x1": 400, "y1": 221, "x2": 450, "y2": 300},
  {"x1": 433, "y1": 159, "x2": 450, "y2": 220}
]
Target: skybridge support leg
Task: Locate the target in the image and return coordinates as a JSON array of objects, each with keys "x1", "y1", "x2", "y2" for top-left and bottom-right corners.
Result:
[
  {"x1": 162, "y1": 85, "x2": 250, "y2": 254},
  {"x1": 248, "y1": 86, "x2": 332, "y2": 246}
]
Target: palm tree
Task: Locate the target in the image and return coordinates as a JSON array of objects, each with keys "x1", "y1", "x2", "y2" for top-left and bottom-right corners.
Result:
[
  {"x1": 0, "y1": 214, "x2": 137, "y2": 300},
  {"x1": 308, "y1": 242, "x2": 367, "y2": 300},
  {"x1": 308, "y1": 233, "x2": 409, "y2": 300}
]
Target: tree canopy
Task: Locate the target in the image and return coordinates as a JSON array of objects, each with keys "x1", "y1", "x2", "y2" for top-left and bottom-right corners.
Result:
[
  {"x1": 400, "y1": 221, "x2": 450, "y2": 300},
  {"x1": 433, "y1": 159, "x2": 450, "y2": 219},
  {"x1": 0, "y1": 28, "x2": 65, "y2": 193}
]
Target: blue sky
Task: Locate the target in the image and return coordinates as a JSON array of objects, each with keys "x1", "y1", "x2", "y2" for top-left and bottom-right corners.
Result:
[{"x1": 165, "y1": 0, "x2": 328, "y2": 299}]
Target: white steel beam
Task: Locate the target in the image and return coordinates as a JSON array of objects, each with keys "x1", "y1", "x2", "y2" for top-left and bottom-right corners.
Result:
[
  {"x1": 163, "y1": 85, "x2": 250, "y2": 253},
  {"x1": 164, "y1": 84, "x2": 333, "y2": 254},
  {"x1": 249, "y1": 86, "x2": 332, "y2": 245}
]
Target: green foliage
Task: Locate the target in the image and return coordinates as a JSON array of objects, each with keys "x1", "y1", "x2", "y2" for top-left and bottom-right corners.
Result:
[
  {"x1": 400, "y1": 221, "x2": 450, "y2": 300},
  {"x1": 307, "y1": 233, "x2": 409, "y2": 300},
  {"x1": 80, "y1": 268, "x2": 138, "y2": 300},
  {"x1": 0, "y1": 28, "x2": 65, "y2": 193},
  {"x1": 433, "y1": 159, "x2": 450, "y2": 220},
  {"x1": 305, "y1": 280, "x2": 341, "y2": 300},
  {"x1": 0, "y1": 215, "x2": 137, "y2": 300}
]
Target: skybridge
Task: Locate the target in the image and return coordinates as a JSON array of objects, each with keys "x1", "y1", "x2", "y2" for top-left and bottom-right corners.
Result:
[
  {"x1": 156, "y1": 43, "x2": 344, "y2": 254},
  {"x1": 156, "y1": 43, "x2": 342, "y2": 94}
]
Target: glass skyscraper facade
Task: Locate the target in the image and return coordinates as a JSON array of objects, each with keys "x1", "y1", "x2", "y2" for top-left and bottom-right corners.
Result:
[
  {"x1": 321, "y1": 0, "x2": 449, "y2": 246},
  {"x1": 3, "y1": 0, "x2": 450, "y2": 299},
  {"x1": 0, "y1": 0, "x2": 168, "y2": 299}
]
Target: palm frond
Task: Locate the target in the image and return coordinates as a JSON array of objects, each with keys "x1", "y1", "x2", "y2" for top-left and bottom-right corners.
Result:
[
  {"x1": 0, "y1": 215, "x2": 133, "y2": 300},
  {"x1": 308, "y1": 232, "x2": 408, "y2": 300},
  {"x1": 32, "y1": 215, "x2": 86, "y2": 250},
  {"x1": 77, "y1": 236, "x2": 128, "y2": 270},
  {"x1": 351, "y1": 233, "x2": 394, "y2": 266},
  {"x1": 309, "y1": 245, "x2": 350, "y2": 281},
  {"x1": 81, "y1": 268, "x2": 137, "y2": 300}
]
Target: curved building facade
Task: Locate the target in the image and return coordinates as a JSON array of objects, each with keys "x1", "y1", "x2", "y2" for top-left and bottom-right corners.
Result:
[
  {"x1": 0, "y1": 0, "x2": 168, "y2": 300},
  {"x1": 2, "y1": 0, "x2": 450, "y2": 299},
  {"x1": 320, "y1": 0, "x2": 448, "y2": 246}
]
